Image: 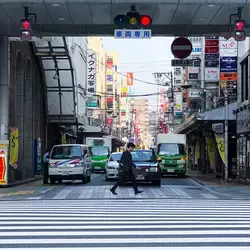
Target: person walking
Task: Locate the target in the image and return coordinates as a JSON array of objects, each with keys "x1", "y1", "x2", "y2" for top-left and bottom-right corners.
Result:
[
  {"x1": 110, "y1": 142, "x2": 143, "y2": 195},
  {"x1": 43, "y1": 149, "x2": 50, "y2": 184}
]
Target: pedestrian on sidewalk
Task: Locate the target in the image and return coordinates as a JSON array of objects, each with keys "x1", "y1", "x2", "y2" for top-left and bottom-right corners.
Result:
[
  {"x1": 110, "y1": 142, "x2": 143, "y2": 195},
  {"x1": 43, "y1": 149, "x2": 50, "y2": 184}
]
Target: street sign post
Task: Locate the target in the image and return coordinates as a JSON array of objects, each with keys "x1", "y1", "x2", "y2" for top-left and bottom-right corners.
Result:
[
  {"x1": 114, "y1": 29, "x2": 151, "y2": 39},
  {"x1": 171, "y1": 59, "x2": 193, "y2": 67},
  {"x1": 171, "y1": 37, "x2": 193, "y2": 59}
]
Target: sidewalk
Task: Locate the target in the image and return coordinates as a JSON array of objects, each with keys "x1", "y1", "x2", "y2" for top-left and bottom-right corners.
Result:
[{"x1": 187, "y1": 168, "x2": 247, "y2": 187}]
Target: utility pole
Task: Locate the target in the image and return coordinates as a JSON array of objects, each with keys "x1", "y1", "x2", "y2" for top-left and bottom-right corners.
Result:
[{"x1": 224, "y1": 86, "x2": 229, "y2": 183}]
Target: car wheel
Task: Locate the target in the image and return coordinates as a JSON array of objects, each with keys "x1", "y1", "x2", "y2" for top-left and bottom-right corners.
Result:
[
  {"x1": 50, "y1": 178, "x2": 55, "y2": 185},
  {"x1": 152, "y1": 180, "x2": 161, "y2": 186},
  {"x1": 58, "y1": 179, "x2": 62, "y2": 184}
]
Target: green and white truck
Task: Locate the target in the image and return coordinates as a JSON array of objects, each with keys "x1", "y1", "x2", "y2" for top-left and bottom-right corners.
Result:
[
  {"x1": 86, "y1": 137, "x2": 111, "y2": 172},
  {"x1": 86, "y1": 136, "x2": 125, "y2": 172},
  {"x1": 156, "y1": 133, "x2": 187, "y2": 177}
]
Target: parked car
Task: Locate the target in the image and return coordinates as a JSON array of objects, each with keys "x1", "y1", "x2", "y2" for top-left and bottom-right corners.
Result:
[
  {"x1": 105, "y1": 152, "x2": 122, "y2": 181},
  {"x1": 48, "y1": 144, "x2": 92, "y2": 184}
]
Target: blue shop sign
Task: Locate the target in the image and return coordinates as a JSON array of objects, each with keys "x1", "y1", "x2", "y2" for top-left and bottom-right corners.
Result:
[
  {"x1": 205, "y1": 53, "x2": 219, "y2": 61},
  {"x1": 220, "y1": 57, "x2": 237, "y2": 72}
]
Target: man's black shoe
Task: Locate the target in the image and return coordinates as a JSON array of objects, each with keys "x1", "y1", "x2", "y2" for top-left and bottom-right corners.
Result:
[
  {"x1": 110, "y1": 189, "x2": 117, "y2": 195},
  {"x1": 135, "y1": 190, "x2": 143, "y2": 195}
]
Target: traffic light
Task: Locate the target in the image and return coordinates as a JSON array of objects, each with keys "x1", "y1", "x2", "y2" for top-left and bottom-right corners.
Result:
[
  {"x1": 20, "y1": 18, "x2": 32, "y2": 41},
  {"x1": 114, "y1": 12, "x2": 152, "y2": 28},
  {"x1": 235, "y1": 19, "x2": 246, "y2": 41}
]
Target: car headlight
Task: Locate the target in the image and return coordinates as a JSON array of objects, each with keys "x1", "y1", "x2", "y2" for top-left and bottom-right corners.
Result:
[
  {"x1": 150, "y1": 167, "x2": 157, "y2": 172},
  {"x1": 74, "y1": 163, "x2": 82, "y2": 167},
  {"x1": 49, "y1": 163, "x2": 56, "y2": 168}
]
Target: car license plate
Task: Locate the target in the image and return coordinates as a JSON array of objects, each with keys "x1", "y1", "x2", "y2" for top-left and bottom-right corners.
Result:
[
  {"x1": 62, "y1": 171, "x2": 69, "y2": 175},
  {"x1": 95, "y1": 167, "x2": 101, "y2": 170},
  {"x1": 136, "y1": 175, "x2": 144, "y2": 180},
  {"x1": 167, "y1": 169, "x2": 174, "y2": 173}
]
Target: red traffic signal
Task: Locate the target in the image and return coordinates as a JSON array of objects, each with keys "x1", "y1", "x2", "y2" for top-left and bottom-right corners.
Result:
[
  {"x1": 114, "y1": 13, "x2": 152, "y2": 27},
  {"x1": 20, "y1": 18, "x2": 32, "y2": 41},
  {"x1": 140, "y1": 15, "x2": 152, "y2": 27},
  {"x1": 21, "y1": 18, "x2": 32, "y2": 31},
  {"x1": 235, "y1": 19, "x2": 245, "y2": 30},
  {"x1": 235, "y1": 19, "x2": 246, "y2": 41}
]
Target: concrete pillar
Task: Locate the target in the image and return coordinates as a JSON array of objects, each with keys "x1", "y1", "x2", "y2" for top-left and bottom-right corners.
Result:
[{"x1": 0, "y1": 36, "x2": 9, "y2": 141}]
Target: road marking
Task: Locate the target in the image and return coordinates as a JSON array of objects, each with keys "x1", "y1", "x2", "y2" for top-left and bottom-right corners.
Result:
[{"x1": 201, "y1": 193, "x2": 218, "y2": 199}]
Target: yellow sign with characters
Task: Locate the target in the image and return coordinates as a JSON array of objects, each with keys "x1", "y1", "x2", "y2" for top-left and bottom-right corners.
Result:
[
  {"x1": 9, "y1": 127, "x2": 19, "y2": 168},
  {"x1": 215, "y1": 134, "x2": 226, "y2": 165}
]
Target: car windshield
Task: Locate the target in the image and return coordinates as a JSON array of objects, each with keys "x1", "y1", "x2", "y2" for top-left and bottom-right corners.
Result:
[
  {"x1": 109, "y1": 153, "x2": 122, "y2": 161},
  {"x1": 132, "y1": 150, "x2": 155, "y2": 162},
  {"x1": 50, "y1": 145, "x2": 82, "y2": 159},
  {"x1": 90, "y1": 146, "x2": 109, "y2": 156},
  {"x1": 158, "y1": 143, "x2": 185, "y2": 156}
]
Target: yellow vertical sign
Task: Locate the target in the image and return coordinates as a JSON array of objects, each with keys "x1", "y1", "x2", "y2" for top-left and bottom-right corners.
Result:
[
  {"x1": 61, "y1": 134, "x2": 66, "y2": 144},
  {"x1": 215, "y1": 134, "x2": 226, "y2": 165},
  {"x1": 9, "y1": 127, "x2": 18, "y2": 168}
]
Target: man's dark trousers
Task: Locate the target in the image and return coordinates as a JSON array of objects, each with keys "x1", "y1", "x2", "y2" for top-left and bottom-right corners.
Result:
[
  {"x1": 43, "y1": 162, "x2": 49, "y2": 184},
  {"x1": 111, "y1": 171, "x2": 138, "y2": 192}
]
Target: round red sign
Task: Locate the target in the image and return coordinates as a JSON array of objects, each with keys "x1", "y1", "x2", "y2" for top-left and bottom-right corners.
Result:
[{"x1": 171, "y1": 37, "x2": 193, "y2": 59}]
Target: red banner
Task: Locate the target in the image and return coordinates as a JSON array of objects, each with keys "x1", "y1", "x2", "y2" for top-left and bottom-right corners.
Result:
[
  {"x1": 0, "y1": 151, "x2": 6, "y2": 183},
  {"x1": 126, "y1": 72, "x2": 133, "y2": 86}
]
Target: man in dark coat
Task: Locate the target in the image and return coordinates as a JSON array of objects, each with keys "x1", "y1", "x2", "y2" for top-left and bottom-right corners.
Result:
[{"x1": 110, "y1": 142, "x2": 143, "y2": 195}]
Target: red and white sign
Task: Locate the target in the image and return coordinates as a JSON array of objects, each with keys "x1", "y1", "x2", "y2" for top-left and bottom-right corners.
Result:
[
  {"x1": 126, "y1": 72, "x2": 133, "y2": 86},
  {"x1": 171, "y1": 37, "x2": 192, "y2": 59}
]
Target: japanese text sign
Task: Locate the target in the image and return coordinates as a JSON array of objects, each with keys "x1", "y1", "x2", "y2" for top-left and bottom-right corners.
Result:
[
  {"x1": 87, "y1": 49, "x2": 96, "y2": 96},
  {"x1": 114, "y1": 29, "x2": 151, "y2": 39}
]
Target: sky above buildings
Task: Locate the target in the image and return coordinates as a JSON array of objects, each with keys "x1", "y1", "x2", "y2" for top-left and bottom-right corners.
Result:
[{"x1": 102, "y1": 37, "x2": 174, "y2": 108}]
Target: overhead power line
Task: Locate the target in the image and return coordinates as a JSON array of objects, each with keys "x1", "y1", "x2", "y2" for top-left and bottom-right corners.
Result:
[{"x1": 81, "y1": 45, "x2": 170, "y2": 86}]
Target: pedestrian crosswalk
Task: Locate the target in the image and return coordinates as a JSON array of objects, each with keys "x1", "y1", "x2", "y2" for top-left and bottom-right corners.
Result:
[{"x1": 0, "y1": 199, "x2": 250, "y2": 249}]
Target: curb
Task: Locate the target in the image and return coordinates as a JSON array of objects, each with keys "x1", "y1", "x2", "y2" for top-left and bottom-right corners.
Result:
[{"x1": 0, "y1": 177, "x2": 43, "y2": 188}]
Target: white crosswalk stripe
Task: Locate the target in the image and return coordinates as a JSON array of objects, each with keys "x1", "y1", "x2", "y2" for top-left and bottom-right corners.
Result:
[{"x1": 0, "y1": 199, "x2": 250, "y2": 249}]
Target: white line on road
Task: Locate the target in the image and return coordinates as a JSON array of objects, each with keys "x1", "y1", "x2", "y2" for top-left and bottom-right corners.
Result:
[{"x1": 1, "y1": 237, "x2": 250, "y2": 244}]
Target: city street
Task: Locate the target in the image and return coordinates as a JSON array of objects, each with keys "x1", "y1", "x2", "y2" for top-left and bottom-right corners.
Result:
[
  {"x1": 1, "y1": 174, "x2": 250, "y2": 249},
  {"x1": 0, "y1": 173, "x2": 247, "y2": 201},
  {"x1": 1, "y1": 198, "x2": 250, "y2": 249}
]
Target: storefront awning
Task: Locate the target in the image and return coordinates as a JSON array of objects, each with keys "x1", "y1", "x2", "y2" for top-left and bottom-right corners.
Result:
[{"x1": 174, "y1": 102, "x2": 238, "y2": 134}]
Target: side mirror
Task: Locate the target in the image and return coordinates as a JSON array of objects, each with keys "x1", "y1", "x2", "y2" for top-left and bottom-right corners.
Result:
[{"x1": 157, "y1": 157, "x2": 162, "y2": 163}]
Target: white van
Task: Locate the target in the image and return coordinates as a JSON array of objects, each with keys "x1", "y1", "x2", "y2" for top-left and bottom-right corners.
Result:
[{"x1": 48, "y1": 144, "x2": 92, "y2": 184}]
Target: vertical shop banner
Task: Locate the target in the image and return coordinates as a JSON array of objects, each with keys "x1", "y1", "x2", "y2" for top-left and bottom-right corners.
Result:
[
  {"x1": 174, "y1": 92, "x2": 183, "y2": 115},
  {"x1": 86, "y1": 49, "x2": 96, "y2": 96},
  {"x1": 126, "y1": 72, "x2": 133, "y2": 86},
  {"x1": 61, "y1": 134, "x2": 66, "y2": 144},
  {"x1": 0, "y1": 140, "x2": 9, "y2": 186},
  {"x1": 206, "y1": 137, "x2": 216, "y2": 170},
  {"x1": 9, "y1": 127, "x2": 18, "y2": 169},
  {"x1": 215, "y1": 134, "x2": 226, "y2": 165},
  {"x1": 106, "y1": 57, "x2": 113, "y2": 68},
  {"x1": 122, "y1": 87, "x2": 128, "y2": 97}
]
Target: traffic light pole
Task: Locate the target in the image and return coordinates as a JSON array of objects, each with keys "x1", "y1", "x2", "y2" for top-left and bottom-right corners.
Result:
[{"x1": 224, "y1": 88, "x2": 229, "y2": 183}]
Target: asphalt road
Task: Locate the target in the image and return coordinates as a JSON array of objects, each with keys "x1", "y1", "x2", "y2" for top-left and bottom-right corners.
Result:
[{"x1": 0, "y1": 198, "x2": 250, "y2": 249}]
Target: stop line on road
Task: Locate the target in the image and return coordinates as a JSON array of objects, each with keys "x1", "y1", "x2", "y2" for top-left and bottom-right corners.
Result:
[{"x1": 0, "y1": 199, "x2": 250, "y2": 249}]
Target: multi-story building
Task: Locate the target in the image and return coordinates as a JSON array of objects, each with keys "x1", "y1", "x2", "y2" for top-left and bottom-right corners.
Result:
[
  {"x1": 134, "y1": 99, "x2": 149, "y2": 148},
  {"x1": 174, "y1": 36, "x2": 238, "y2": 182},
  {"x1": 105, "y1": 51, "x2": 120, "y2": 136}
]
